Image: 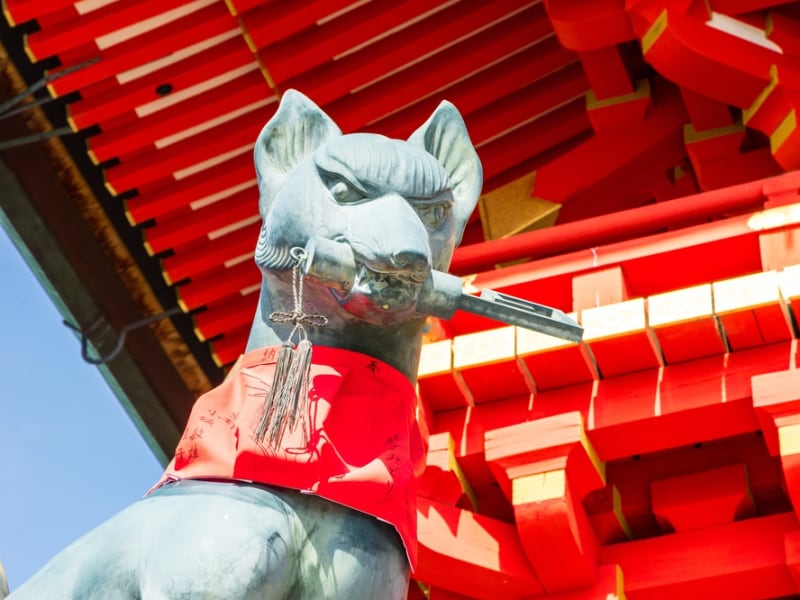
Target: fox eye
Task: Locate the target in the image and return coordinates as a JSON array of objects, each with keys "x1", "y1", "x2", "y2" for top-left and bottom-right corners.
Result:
[
  {"x1": 416, "y1": 203, "x2": 450, "y2": 228},
  {"x1": 322, "y1": 172, "x2": 366, "y2": 204}
]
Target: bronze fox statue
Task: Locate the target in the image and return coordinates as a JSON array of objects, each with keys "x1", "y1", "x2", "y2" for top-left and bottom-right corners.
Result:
[{"x1": 11, "y1": 90, "x2": 481, "y2": 600}]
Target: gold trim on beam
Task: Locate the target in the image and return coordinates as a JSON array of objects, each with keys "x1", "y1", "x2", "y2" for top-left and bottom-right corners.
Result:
[
  {"x1": 641, "y1": 10, "x2": 668, "y2": 55},
  {"x1": 771, "y1": 109, "x2": 796, "y2": 154},
  {"x1": 225, "y1": 4, "x2": 280, "y2": 93},
  {"x1": 587, "y1": 79, "x2": 651, "y2": 110}
]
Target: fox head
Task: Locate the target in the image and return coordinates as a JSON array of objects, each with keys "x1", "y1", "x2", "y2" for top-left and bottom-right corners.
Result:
[{"x1": 252, "y1": 90, "x2": 481, "y2": 328}]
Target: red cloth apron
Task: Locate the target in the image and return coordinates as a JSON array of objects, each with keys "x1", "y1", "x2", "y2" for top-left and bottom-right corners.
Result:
[{"x1": 152, "y1": 345, "x2": 427, "y2": 569}]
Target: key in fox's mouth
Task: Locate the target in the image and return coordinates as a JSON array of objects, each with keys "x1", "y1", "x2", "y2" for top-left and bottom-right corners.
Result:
[{"x1": 333, "y1": 262, "x2": 423, "y2": 314}]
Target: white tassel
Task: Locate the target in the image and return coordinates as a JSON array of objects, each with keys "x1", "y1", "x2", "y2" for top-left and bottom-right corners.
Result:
[{"x1": 255, "y1": 248, "x2": 326, "y2": 448}]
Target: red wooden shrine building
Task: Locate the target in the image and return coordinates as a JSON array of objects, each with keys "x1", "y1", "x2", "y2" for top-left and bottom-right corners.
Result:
[{"x1": 2, "y1": 1, "x2": 800, "y2": 598}]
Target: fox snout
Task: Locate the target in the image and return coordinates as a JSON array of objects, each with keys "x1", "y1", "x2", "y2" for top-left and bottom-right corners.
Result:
[
  {"x1": 352, "y1": 239, "x2": 431, "y2": 282},
  {"x1": 346, "y1": 195, "x2": 433, "y2": 282}
]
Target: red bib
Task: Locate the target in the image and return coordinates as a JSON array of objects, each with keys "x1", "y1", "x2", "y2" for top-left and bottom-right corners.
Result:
[{"x1": 153, "y1": 345, "x2": 427, "y2": 569}]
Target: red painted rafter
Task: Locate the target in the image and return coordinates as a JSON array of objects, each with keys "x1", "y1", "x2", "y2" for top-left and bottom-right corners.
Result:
[
  {"x1": 4, "y1": 0, "x2": 111, "y2": 26},
  {"x1": 371, "y1": 37, "x2": 580, "y2": 139},
  {"x1": 295, "y1": 3, "x2": 552, "y2": 123},
  {"x1": 24, "y1": 0, "x2": 192, "y2": 62},
  {"x1": 126, "y1": 158, "x2": 255, "y2": 225},
  {"x1": 68, "y1": 36, "x2": 255, "y2": 130},
  {"x1": 104, "y1": 109, "x2": 265, "y2": 194},
  {"x1": 47, "y1": 3, "x2": 237, "y2": 97},
  {"x1": 280, "y1": 1, "x2": 541, "y2": 106},
  {"x1": 161, "y1": 221, "x2": 259, "y2": 284},
  {"x1": 141, "y1": 187, "x2": 257, "y2": 254},
  {"x1": 236, "y1": 0, "x2": 355, "y2": 49},
  {"x1": 88, "y1": 70, "x2": 267, "y2": 163},
  {"x1": 252, "y1": 0, "x2": 460, "y2": 85}
]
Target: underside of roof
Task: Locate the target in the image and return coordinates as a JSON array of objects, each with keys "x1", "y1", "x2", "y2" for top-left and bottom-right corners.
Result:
[
  {"x1": 2, "y1": 0, "x2": 800, "y2": 461},
  {"x1": 3, "y1": 1, "x2": 800, "y2": 598}
]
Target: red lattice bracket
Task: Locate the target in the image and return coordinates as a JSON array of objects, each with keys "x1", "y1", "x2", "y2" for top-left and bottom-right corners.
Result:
[
  {"x1": 785, "y1": 528, "x2": 800, "y2": 594},
  {"x1": 418, "y1": 432, "x2": 478, "y2": 510},
  {"x1": 417, "y1": 339, "x2": 474, "y2": 412},
  {"x1": 453, "y1": 326, "x2": 533, "y2": 405},
  {"x1": 752, "y1": 368, "x2": 800, "y2": 454},
  {"x1": 549, "y1": 565, "x2": 625, "y2": 600},
  {"x1": 516, "y1": 317, "x2": 596, "y2": 392},
  {"x1": 581, "y1": 298, "x2": 663, "y2": 377},
  {"x1": 752, "y1": 368, "x2": 800, "y2": 518},
  {"x1": 416, "y1": 497, "x2": 544, "y2": 600},
  {"x1": 713, "y1": 271, "x2": 793, "y2": 351},
  {"x1": 648, "y1": 283, "x2": 727, "y2": 364},
  {"x1": 484, "y1": 411, "x2": 608, "y2": 592},
  {"x1": 651, "y1": 464, "x2": 755, "y2": 533}
]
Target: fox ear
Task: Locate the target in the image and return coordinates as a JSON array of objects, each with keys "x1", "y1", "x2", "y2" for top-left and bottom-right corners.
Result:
[
  {"x1": 408, "y1": 101, "x2": 482, "y2": 245},
  {"x1": 254, "y1": 89, "x2": 341, "y2": 217}
]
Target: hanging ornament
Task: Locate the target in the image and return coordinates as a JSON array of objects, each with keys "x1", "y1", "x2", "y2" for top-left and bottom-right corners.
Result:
[{"x1": 254, "y1": 247, "x2": 328, "y2": 448}]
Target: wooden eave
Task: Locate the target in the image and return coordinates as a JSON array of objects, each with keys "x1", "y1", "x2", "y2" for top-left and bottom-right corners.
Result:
[
  {"x1": 0, "y1": 47, "x2": 214, "y2": 461},
  {"x1": 3, "y1": 0, "x2": 799, "y2": 372}
]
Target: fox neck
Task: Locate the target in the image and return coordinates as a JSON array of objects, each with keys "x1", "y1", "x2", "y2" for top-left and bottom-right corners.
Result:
[{"x1": 246, "y1": 271, "x2": 427, "y2": 383}]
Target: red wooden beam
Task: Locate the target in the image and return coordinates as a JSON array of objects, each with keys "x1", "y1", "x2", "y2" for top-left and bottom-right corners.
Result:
[
  {"x1": 435, "y1": 341, "x2": 794, "y2": 471},
  {"x1": 532, "y1": 84, "x2": 688, "y2": 223},
  {"x1": 235, "y1": 0, "x2": 354, "y2": 48},
  {"x1": 545, "y1": 0, "x2": 635, "y2": 50},
  {"x1": 321, "y1": 4, "x2": 555, "y2": 134},
  {"x1": 193, "y1": 293, "x2": 259, "y2": 343},
  {"x1": 768, "y1": 11, "x2": 800, "y2": 58},
  {"x1": 648, "y1": 284, "x2": 728, "y2": 363},
  {"x1": 600, "y1": 513, "x2": 798, "y2": 599},
  {"x1": 418, "y1": 432, "x2": 477, "y2": 509},
  {"x1": 578, "y1": 46, "x2": 635, "y2": 100},
  {"x1": 713, "y1": 270, "x2": 794, "y2": 350},
  {"x1": 517, "y1": 324, "x2": 596, "y2": 391},
  {"x1": 473, "y1": 99, "x2": 591, "y2": 186},
  {"x1": 630, "y1": 4, "x2": 775, "y2": 107},
  {"x1": 450, "y1": 173, "x2": 788, "y2": 274},
  {"x1": 603, "y1": 432, "x2": 786, "y2": 540},
  {"x1": 4, "y1": 0, "x2": 94, "y2": 26},
  {"x1": 580, "y1": 298, "x2": 663, "y2": 377},
  {"x1": 251, "y1": 0, "x2": 458, "y2": 85},
  {"x1": 452, "y1": 327, "x2": 532, "y2": 405},
  {"x1": 460, "y1": 65, "x2": 588, "y2": 149},
  {"x1": 207, "y1": 324, "x2": 252, "y2": 367},
  {"x1": 450, "y1": 214, "x2": 763, "y2": 334},
  {"x1": 176, "y1": 260, "x2": 259, "y2": 311},
  {"x1": 448, "y1": 172, "x2": 800, "y2": 276},
  {"x1": 752, "y1": 368, "x2": 800, "y2": 454}
]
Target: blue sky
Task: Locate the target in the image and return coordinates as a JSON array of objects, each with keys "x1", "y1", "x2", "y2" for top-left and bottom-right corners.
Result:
[{"x1": 0, "y1": 228, "x2": 164, "y2": 591}]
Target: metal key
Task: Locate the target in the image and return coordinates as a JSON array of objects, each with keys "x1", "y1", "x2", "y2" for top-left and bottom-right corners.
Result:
[{"x1": 303, "y1": 237, "x2": 583, "y2": 342}]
